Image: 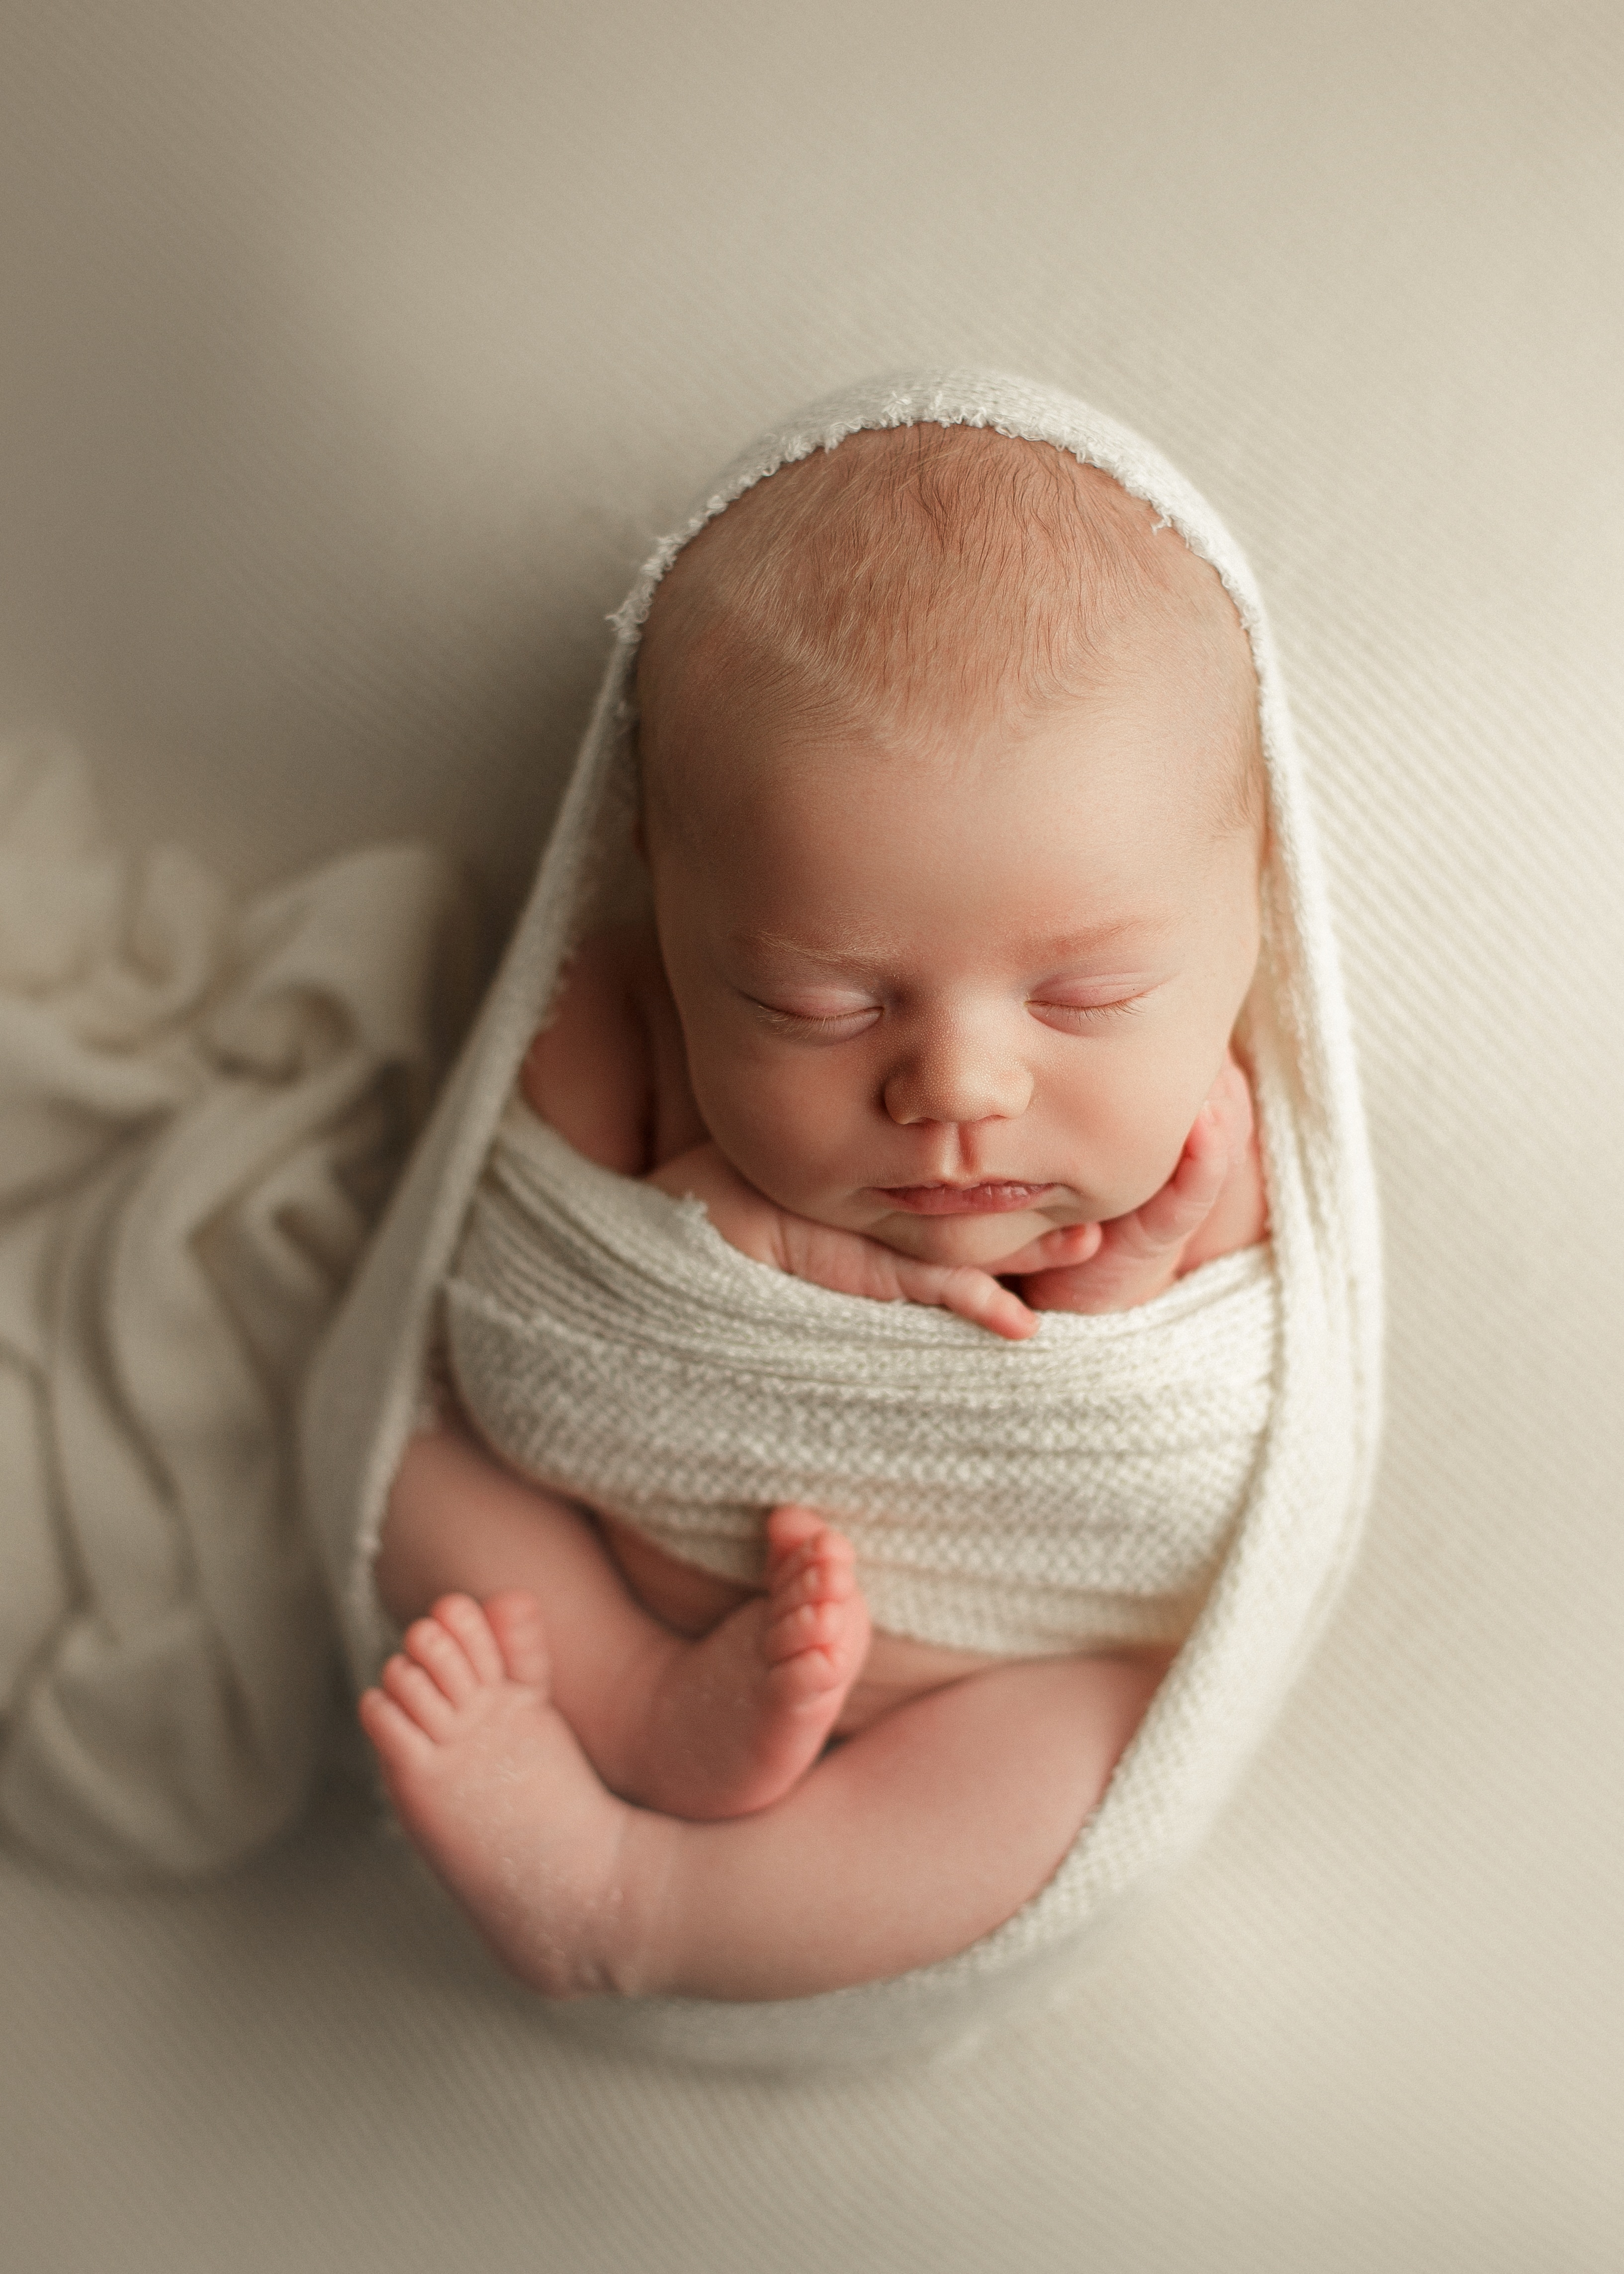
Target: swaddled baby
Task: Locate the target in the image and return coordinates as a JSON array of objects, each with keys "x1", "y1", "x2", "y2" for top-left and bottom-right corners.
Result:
[{"x1": 361, "y1": 422, "x2": 1270, "y2": 2001}]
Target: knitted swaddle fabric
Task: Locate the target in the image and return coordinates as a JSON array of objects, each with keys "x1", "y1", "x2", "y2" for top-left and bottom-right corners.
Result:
[
  {"x1": 446, "y1": 1100, "x2": 1278, "y2": 1659},
  {"x1": 301, "y1": 371, "x2": 1381, "y2": 2061}
]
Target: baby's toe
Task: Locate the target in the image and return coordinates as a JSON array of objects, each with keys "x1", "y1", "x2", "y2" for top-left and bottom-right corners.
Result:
[
  {"x1": 359, "y1": 1686, "x2": 435, "y2": 1768},
  {"x1": 483, "y1": 1591, "x2": 551, "y2": 1690},
  {"x1": 764, "y1": 1504, "x2": 827, "y2": 1559},
  {"x1": 428, "y1": 1593, "x2": 506, "y2": 1686},
  {"x1": 404, "y1": 1612, "x2": 483, "y2": 1704},
  {"x1": 766, "y1": 1509, "x2": 855, "y2": 1586},
  {"x1": 763, "y1": 1597, "x2": 845, "y2": 1670},
  {"x1": 774, "y1": 1539, "x2": 856, "y2": 1611},
  {"x1": 380, "y1": 1651, "x2": 459, "y2": 1738}
]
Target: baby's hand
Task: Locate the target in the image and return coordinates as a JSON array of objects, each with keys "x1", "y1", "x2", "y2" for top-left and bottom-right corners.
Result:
[
  {"x1": 1019, "y1": 1057, "x2": 1264, "y2": 1317},
  {"x1": 649, "y1": 1143, "x2": 1099, "y2": 1341}
]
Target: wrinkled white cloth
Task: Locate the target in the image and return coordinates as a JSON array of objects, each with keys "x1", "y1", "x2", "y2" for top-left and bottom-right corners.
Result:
[
  {"x1": 0, "y1": 740, "x2": 468, "y2": 1877},
  {"x1": 301, "y1": 371, "x2": 1382, "y2": 2059},
  {"x1": 447, "y1": 1099, "x2": 1278, "y2": 1657}
]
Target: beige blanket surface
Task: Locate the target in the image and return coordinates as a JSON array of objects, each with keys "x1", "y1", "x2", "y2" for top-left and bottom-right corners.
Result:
[
  {"x1": 5, "y1": 4, "x2": 1619, "y2": 2258},
  {"x1": 0, "y1": 740, "x2": 467, "y2": 1876}
]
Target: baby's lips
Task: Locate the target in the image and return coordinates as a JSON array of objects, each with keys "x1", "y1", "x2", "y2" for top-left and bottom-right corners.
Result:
[{"x1": 877, "y1": 1180, "x2": 1059, "y2": 1217}]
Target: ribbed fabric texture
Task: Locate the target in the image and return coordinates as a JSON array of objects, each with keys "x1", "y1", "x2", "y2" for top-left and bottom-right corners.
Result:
[{"x1": 448, "y1": 1100, "x2": 1277, "y2": 1655}]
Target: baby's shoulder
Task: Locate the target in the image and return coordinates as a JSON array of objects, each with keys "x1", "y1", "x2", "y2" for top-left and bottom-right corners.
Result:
[
  {"x1": 519, "y1": 921, "x2": 665, "y2": 1175},
  {"x1": 549, "y1": 920, "x2": 665, "y2": 1023}
]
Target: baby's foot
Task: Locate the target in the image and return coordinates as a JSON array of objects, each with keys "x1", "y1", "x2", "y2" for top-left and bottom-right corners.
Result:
[
  {"x1": 359, "y1": 1592, "x2": 665, "y2": 1999},
  {"x1": 630, "y1": 1506, "x2": 871, "y2": 1821}
]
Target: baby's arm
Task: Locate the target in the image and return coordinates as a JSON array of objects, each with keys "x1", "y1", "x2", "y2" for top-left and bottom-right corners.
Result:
[{"x1": 521, "y1": 922, "x2": 707, "y2": 1175}]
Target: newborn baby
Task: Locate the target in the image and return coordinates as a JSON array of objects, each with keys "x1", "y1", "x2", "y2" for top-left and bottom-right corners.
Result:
[{"x1": 361, "y1": 422, "x2": 1269, "y2": 2000}]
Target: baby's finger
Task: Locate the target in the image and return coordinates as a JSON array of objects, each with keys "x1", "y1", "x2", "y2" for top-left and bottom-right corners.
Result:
[
  {"x1": 1020, "y1": 1261, "x2": 1102, "y2": 1313},
  {"x1": 1028, "y1": 1222, "x2": 1103, "y2": 1271},
  {"x1": 1214, "y1": 1054, "x2": 1255, "y2": 1140},
  {"x1": 1128, "y1": 1109, "x2": 1229, "y2": 1251},
  {"x1": 898, "y1": 1258, "x2": 1039, "y2": 1341},
  {"x1": 984, "y1": 1222, "x2": 1101, "y2": 1275},
  {"x1": 973, "y1": 1228, "x2": 1100, "y2": 1282}
]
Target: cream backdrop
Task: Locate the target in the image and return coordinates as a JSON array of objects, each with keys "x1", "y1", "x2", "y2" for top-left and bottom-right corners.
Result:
[{"x1": 2, "y1": 2, "x2": 1620, "y2": 2269}]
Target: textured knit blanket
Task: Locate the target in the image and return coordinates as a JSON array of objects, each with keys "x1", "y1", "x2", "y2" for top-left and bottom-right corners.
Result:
[
  {"x1": 302, "y1": 371, "x2": 1381, "y2": 2060},
  {"x1": 447, "y1": 1099, "x2": 1278, "y2": 1658}
]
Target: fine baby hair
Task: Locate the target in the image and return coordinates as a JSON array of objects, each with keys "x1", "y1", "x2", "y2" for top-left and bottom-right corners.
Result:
[{"x1": 636, "y1": 418, "x2": 1264, "y2": 851}]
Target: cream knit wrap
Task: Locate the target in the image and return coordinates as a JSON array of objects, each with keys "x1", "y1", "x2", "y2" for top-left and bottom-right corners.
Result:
[
  {"x1": 300, "y1": 371, "x2": 1381, "y2": 2062},
  {"x1": 447, "y1": 1102, "x2": 1277, "y2": 1658}
]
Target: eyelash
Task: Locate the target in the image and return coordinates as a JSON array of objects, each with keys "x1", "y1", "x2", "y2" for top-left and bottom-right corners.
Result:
[
  {"x1": 1029, "y1": 997, "x2": 1145, "y2": 1024},
  {"x1": 750, "y1": 997, "x2": 1145, "y2": 1035},
  {"x1": 750, "y1": 1003, "x2": 879, "y2": 1036}
]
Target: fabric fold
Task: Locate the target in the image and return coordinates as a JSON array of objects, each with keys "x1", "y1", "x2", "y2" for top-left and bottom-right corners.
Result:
[{"x1": 0, "y1": 739, "x2": 470, "y2": 1877}]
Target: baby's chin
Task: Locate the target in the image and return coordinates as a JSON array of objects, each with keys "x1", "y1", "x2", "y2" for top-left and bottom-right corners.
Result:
[{"x1": 861, "y1": 1205, "x2": 1080, "y2": 1270}]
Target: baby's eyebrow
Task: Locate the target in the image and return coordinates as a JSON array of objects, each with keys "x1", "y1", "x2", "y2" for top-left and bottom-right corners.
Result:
[
  {"x1": 1019, "y1": 918, "x2": 1172, "y2": 959},
  {"x1": 731, "y1": 916, "x2": 1169, "y2": 968},
  {"x1": 729, "y1": 929, "x2": 892, "y2": 968}
]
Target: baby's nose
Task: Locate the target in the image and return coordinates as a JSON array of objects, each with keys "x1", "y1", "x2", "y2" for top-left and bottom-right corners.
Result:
[{"x1": 882, "y1": 1031, "x2": 1034, "y2": 1127}]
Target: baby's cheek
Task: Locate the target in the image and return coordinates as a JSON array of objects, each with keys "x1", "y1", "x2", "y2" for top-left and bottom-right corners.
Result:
[
  {"x1": 1056, "y1": 1074, "x2": 1200, "y2": 1220},
  {"x1": 688, "y1": 1060, "x2": 843, "y2": 1204}
]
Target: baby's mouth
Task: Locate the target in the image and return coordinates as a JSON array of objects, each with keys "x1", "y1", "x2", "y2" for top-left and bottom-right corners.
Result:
[{"x1": 875, "y1": 1182, "x2": 1055, "y2": 1217}]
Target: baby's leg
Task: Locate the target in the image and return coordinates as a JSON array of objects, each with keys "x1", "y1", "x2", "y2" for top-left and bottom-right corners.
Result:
[
  {"x1": 377, "y1": 1428, "x2": 869, "y2": 1818},
  {"x1": 362, "y1": 1591, "x2": 1161, "y2": 2001}
]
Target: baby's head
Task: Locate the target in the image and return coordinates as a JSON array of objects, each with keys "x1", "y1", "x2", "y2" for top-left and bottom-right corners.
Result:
[{"x1": 635, "y1": 422, "x2": 1266, "y2": 1266}]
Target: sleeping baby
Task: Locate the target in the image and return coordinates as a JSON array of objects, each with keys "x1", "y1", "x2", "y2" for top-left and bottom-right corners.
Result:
[{"x1": 359, "y1": 419, "x2": 1271, "y2": 2001}]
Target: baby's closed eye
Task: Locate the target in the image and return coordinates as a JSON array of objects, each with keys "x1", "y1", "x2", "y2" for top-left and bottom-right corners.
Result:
[
  {"x1": 746, "y1": 995, "x2": 882, "y2": 1040},
  {"x1": 1026, "y1": 995, "x2": 1146, "y2": 1029},
  {"x1": 1025, "y1": 976, "x2": 1161, "y2": 1029}
]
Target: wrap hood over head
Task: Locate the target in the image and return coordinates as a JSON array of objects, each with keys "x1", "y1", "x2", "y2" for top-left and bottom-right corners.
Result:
[{"x1": 301, "y1": 371, "x2": 1381, "y2": 2064}]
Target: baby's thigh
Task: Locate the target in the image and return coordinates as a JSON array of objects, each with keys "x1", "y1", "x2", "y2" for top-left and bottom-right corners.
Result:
[
  {"x1": 827, "y1": 1651, "x2": 1166, "y2": 1864},
  {"x1": 374, "y1": 1426, "x2": 601, "y2": 1624}
]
